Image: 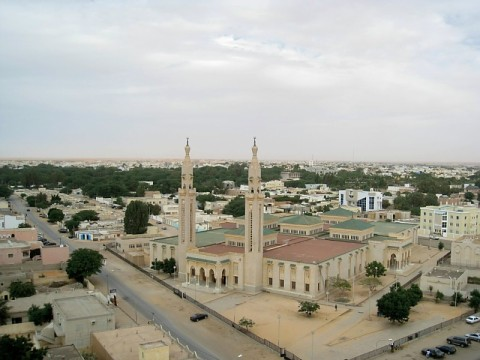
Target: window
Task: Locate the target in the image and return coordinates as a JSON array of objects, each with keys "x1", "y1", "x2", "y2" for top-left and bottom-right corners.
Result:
[
  {"x1": 129, "y1": 244, "x2": 135, "y2": 249},
  {"x1": 234, "y1": 276, "x2": 238, "y2": 285},
  {"x1": 268, "y1": 277, "x2": 273, "y2": 286},
  {"x1": 305, "y1": 283, "x2": 310, "y2": 292},
  {"x1": 8, "y1": 254, "x2": 13, "y2": 258},
  {"x1": 279, "y1": 279, "x2": 284, "y2": 288},
  {"x1": 291, "y1": 281, "x2": 296, "y2": 290}
]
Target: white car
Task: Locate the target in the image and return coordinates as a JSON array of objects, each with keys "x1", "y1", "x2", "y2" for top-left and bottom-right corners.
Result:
[
  {"x1": 465, "y1": 333, "x2": 480, "y2": 342},
  {"x1": 466, "y1": 315, "x2": 480, "y2": 324}
]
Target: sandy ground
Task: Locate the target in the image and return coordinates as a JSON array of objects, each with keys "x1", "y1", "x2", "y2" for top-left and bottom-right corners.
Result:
[{"x1": 78, "y1": 239, "x2": 468, "y2": 360}]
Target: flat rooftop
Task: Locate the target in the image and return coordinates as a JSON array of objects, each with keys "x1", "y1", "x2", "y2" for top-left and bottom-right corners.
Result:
[
  {"x1": 54, "y1": 295, "x2": 112, "y2": 320},
  {"x1": 265, "y1": 238, "x2": 366, "y2": 264}
]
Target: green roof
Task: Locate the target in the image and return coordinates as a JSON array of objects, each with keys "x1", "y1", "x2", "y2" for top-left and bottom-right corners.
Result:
[
  {"x1": 323, "y1": 207, "x2": 355, "y2": 217},
  {"x1": 151, "y1": 228, "x2": 230, "y2": 247},
  {"x1": 237, "y1": 213, "x2": 279, "y2": 222},
  {"x1": 278, "y1": 215, "x2": 322, "y2": 226},
  {"x1": 226, "y1": 226, "x2": 277, "y2": 236},
  {"x1": 331, "y1": 219, "x2": 374, "y2": 231},
  {"x1": 373, "y1": 222, "x2": 418, "y2": 236}
]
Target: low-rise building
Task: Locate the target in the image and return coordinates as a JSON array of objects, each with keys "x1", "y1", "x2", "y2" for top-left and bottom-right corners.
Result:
[
  {"x1": 419, "y1": 205, "x2": 480, "y2": 239},
  {"x1": 51, "y1": 294, "x2": 115, "y2": 350}
]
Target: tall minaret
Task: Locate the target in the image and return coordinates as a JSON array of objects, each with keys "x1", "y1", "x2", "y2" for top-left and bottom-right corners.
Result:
[
  {"x1": 177, "y1": 138, "x2": 196, "y2": 282},
  {"x1": 244, "y1": 138, "x2": 264, "y2": 293}
]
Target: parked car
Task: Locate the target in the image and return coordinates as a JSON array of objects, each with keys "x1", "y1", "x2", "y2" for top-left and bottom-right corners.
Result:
[
  {"x1": 58, "y1": 228, "x2": 68, "y2": 233},
  {"x1": 446, "y1": 336, "x2": 471, "y2": 347},
  {"x1": 435, "y1": 344, "x2": 456, "y2": 355},
  {"x1": 465, "y1": 333, "x2": 480, "y2": 342},
  {"x1": 421, "y1": 348, "x2": 445, "y2": 358},
  {"x1": 466, "y1": 315, "x2": 480, "y2": 324},
  {"x1": 190, "y1": 313, "x2": 208, "y2": 322}
]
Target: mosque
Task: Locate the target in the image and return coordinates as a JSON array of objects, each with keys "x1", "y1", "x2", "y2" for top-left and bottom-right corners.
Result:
[{"x1": 150, "y1": 140, "x2": 418, "y2": 299}]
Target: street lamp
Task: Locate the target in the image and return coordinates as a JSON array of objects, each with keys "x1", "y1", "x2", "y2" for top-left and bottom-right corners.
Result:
[
  {"x1": 277, "y1": 314, "x2": 281, "y2": 348},
  {"x1": 173, "y1": 265, "x2": 177, "y2": 286},
  {"x1": 311, "y1": 331, "x2": 315, "y2": 360}
]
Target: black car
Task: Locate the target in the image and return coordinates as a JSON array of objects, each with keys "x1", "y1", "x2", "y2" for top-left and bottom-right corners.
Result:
[
  {"x1": 421, "y1": 348, "x2": 445, "y2": 358},
  {"x1": 436, "y1": 344, "x2": 456, "y2": 355},
  {"x1": 190, "y1": 313, "x2": 208, "y2": 322}
]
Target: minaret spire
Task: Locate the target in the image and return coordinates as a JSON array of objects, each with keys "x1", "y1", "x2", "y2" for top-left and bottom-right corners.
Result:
[
  {"x1": 244, "y1": 138, "x2": 264, "y2": 293},
  {"x1": 177, "y1": 139, "x2": 196, "y2": 282}
]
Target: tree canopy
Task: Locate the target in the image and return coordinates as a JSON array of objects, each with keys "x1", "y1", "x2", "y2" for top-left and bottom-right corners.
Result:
[
  {"x1": 0, "y1": 185, "x2": 13, "y2": 199},
  {"x1": 9, "y1": 281, "x2": 36, "y2": 298},
  {"x1": 47, "y1": 208, "x2": 65, "y2": 223},
  {"x1": 365, "y1": 261, "x2": 387, "y2": 278},
  {"x1": 222, "y1": 196, "x2": 245, "y2": 217},
  {"x1": 468, "y1": 289, "x2": 480, "y2": 312},
  {"x1": 124, "y1": 200, "x2": 149, "y2": 234},
  {"x1": 377, "y1": 284, "x2": 423, "y2": 323},
  {"x1": 0, "y1": 335, "x2": 47, "y2": 360},
  {"x1": 298, "y1": 301, "x2": 320, "y2": 317},
  {"x1": 66, "y1": 248, "x2": 105, "y2": 283},
  {"x1": 27, "y1": 303, "x2": 53, "y2": 326},
  {"x1": 0, "y1": 299, "x2": 9, "y2": 325}
]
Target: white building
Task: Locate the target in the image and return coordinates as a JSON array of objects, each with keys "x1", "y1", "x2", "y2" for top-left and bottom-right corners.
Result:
[
  {"x1": 338, "y1": 189, "x2": 383, "y2": 212},
  {"x1": 419, "y1": 205, "x2": 480, "y2": 239},
  {"x1": 0, "y1": 214, "x2": 26, "y2": 229}
]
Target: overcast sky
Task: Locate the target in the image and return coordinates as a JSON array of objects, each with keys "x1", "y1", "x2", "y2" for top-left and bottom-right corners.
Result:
[{"x1": 1, "y1": 1, "x2": 479, "y2": 163}]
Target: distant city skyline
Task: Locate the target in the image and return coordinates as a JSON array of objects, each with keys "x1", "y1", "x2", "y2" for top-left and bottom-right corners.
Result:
[{"x1": 1, "y1": 1, "x2": 479, "y2": 163}]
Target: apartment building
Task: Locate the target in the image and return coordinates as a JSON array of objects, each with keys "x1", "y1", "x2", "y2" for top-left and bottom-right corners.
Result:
[
  {"x1": 338, "y1": 189, "x2": 383, "y2": 212},
  {"x1": 419, "y1": 205, "x2": 480, "y2": 239}
]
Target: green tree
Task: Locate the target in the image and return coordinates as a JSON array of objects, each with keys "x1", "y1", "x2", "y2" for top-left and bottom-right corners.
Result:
[
  {"x1": 0, "y1": 335, "x2": 47, "y2": 360},
  {"x1": 65, "y1": 219, "x2": 80, "y2": 234},
  {"x1": 238, "y1": 317, "x2": 255, "y2": 330},
  {"x1": 50, "y1": 194, "x2": 62, "y2": 204},
  {"x1": 47, "y1": 208, "x2": 65, "y2": 223},
  {"x1": 365, "y1": 261, "x2": 386, "y2": 278},
  {"x1": 406, "y1": 284, "x2": 423, "y2": 307},
  {"x1": 468, "y1": 289, "x2": 480, "y2": 312},
  {"x1": 381, "y1": 200, "x2": 390, "y2": 209},
  {"x1": 162, "y1": 257, "x2": 176, "y2": 276},
  {"x1": 147, "y1": 203, "x2": 161, "y2": 215},
  {"x1": 331, "y1": 277, "x2": 351, "y2": 296},
  {"x1": 438, "y1": 241, "x2": 445, "y2": 250},
  {"x1": 27, "y1": 303, "x2": 52, "y2": 325},
  {"x1": 136, "y1": 183, "x2": 146, "y2": 197},
  {"x1": 124, "y1": 200, "x2": 149, "y2": 234},
  {"x1": 72, "y1": 210, "x2": 99, "y2": 222},
  {"x1": 377, "y1": 290, "x2": 411, "y2": 323},
  {"x1": 151, "y1": 258, "x2": 163, "y2": 274},
  {"x1": 298, "y1": 301, "x2": 320, "y2": 317},
  {"x1": 360, "y1": 277, "x2": 382, "y2": 291},
  {"x1": 222, "y1": 196, "x2": 245, "y2": 217},
  {"x1": 435, "y1": 290, "x2": 444, "y2": 303},
  {"x1": 0, "y1": 299, "x2": 10, "y2": 325},
  {"x1": 66, "y1": 248, "x2": 105, "y2": 283},
  {"x1": 9, "y1": 281, "x2": 36, "y2": 298},
  {"x1": 465, "y1": 191, "x2": 474, "y2": 202},
  {"x1": 0, "y1": 185, "x2": 13, "y2": 199},
  {"x1": 114, "y1": 196, "x2": 126, "y2": 208},
  {"x1": 451, "y1": 292, "x2": 464, "y2": 306},
  {"x1": 27, "y1": 305, "x2": 43, "y2": 326}
]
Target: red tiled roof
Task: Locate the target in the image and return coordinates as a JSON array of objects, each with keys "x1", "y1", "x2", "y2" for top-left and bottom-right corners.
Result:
[
  {"x1": 265, "y1": 238, "x2": 365, "y2": 264},
  {"x1": 199, "y1": 244, "x2": 244, "y2": 255}
]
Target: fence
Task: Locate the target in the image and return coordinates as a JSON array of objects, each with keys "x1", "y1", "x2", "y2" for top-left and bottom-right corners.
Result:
[
  {"x1": 106, "y1": 247, "x2": 303, "y2": 359},
  {"x1": 348, "y1": 310, "x2": 474, "y2": 360}
]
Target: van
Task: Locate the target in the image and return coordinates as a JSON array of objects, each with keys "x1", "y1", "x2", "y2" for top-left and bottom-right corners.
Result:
[{"x1": 446, "y1": 336, "x2": 470, "y2": 347}]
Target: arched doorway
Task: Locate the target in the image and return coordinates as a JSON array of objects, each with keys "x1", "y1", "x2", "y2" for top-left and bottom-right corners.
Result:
[
  {"x1": 221, "y1": 269, "x2": 227, "y2": 286},
  {"x1": 199, "y1": 268, "x2": 206, "y2": 284},
  {"x1": 390, "y1": 254, "x2": 398, "y2": 270},
  {"x1": 209, "y1": 269, "x2": 216, "y2": 287}
]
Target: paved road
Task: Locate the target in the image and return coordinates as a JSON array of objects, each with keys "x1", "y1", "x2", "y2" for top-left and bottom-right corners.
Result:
[
  {"x1": 377, "y1": 320, "x2": 480, "y2": 360},
  {"x1": 9, "y1": 195, "x2": 278, "y2": 360}
]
